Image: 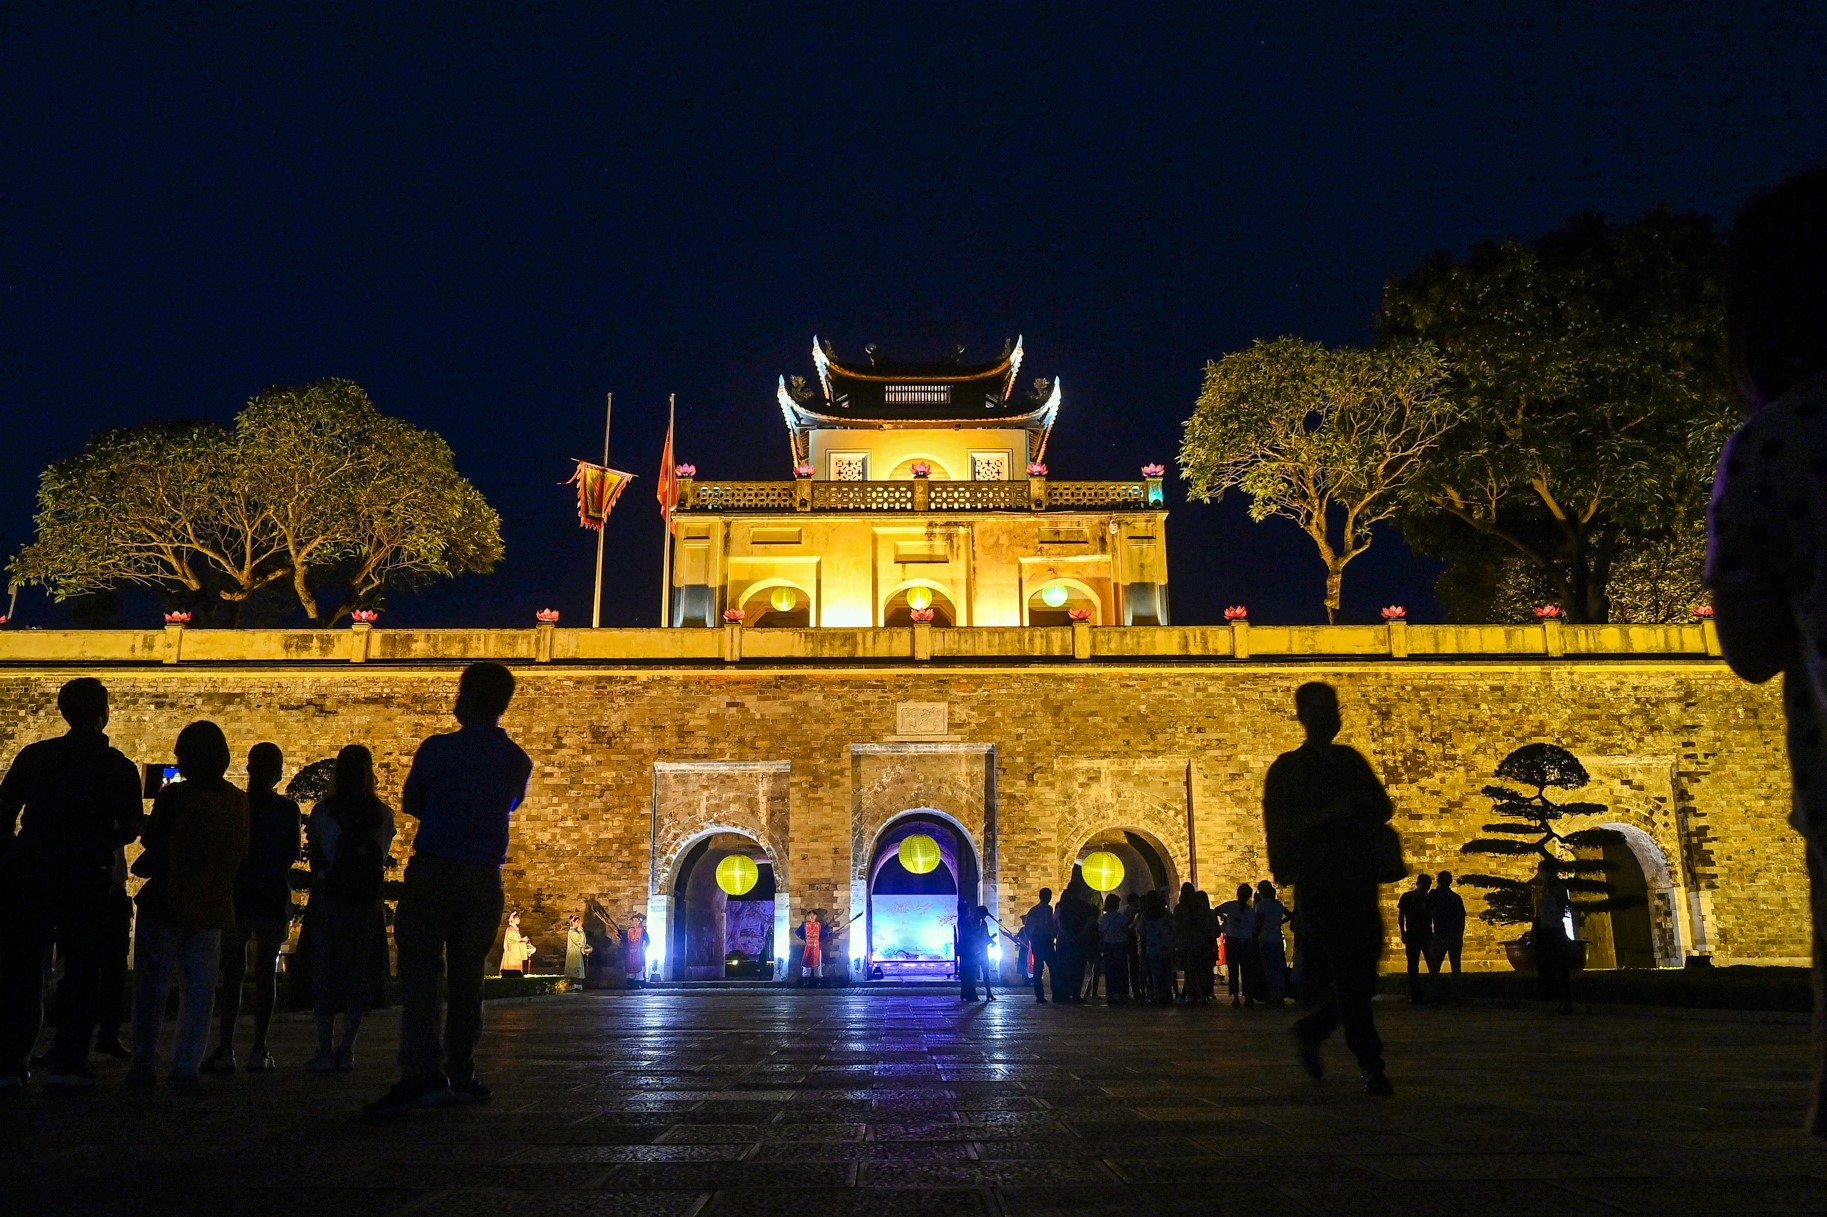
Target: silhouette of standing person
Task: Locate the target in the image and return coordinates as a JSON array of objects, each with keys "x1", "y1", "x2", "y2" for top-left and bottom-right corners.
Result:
[
  {"x1": 1426, "y1": 871, "x2": 1467, "y2": 1003},
  {"x1": 306, "y1": 745, "x2": 394, "y2": 1071},
  {"x1": 1264, "y1": 681, "x2": 1397, "y2": 1095},
  {"x1": 203, "y1": 742, "x2": 300, "y2": 1074},
  {"x1": 128, "y1": 721, "x2": 249, "y2": 1088},
  {"x1": 1255, "y1": 880, "x2": 1289, "y2": 1004},
  {"x1": 365, "y1": 662, "x2": 532, "y2": 1117},
  {"x1": 1023, "y1": 888, "x2": 1057, "y2": 1003},
  {"x1": 1397, "y1": 872, "x2": 1434, "y2": 1004},
  {"x1": 1706, "y1": 163, "x2": 1827, "y2": 1138},
  {"x1": 1531, "y1": 860, "x2": 1576, "y2": 1015},
  {"x1": 0, "y1": 678, "x2": 143, "y2": 1090}
]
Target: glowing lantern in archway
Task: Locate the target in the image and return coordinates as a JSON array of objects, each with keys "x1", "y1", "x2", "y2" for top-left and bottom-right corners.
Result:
[
  {"x1": 905, "y1": 586, "x2": 934, "y2": 612},
  {"x1": 1040, "y1": 583, "x2": 1069, "y2": 609},
  {"x1": 1081, "y1": 850, "x2": 1125, "y2": 893},
  {"x1": 898, "y1": 833, "x2": 941, "y2": 875},
  {"x1": 769, "y1": 586, "x2": 798, "y2": 613},
  {"x1": 715, "y1": 854, "x2": 759, "y2": 896}
]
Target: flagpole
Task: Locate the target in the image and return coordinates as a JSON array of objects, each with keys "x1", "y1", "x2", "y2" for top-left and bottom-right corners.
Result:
[
  {"x1": 592, "y1": 393, "x2": 612, "y2": 629},
  {"x1": 660, "y1": 393, "x2": 675, "y2": 628}
]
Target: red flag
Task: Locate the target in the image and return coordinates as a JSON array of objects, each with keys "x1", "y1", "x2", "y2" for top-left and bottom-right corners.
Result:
[
  {"x1": 656, "y1": 414, "x2": 677, "y2": 531},
  {"x1": 566, "y1": 461, "x2": 634, "y2": 530}
]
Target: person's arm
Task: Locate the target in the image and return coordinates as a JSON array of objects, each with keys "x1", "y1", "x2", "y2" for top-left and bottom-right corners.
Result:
[
  {"x1": 108, "y1": 752, "x2": 146, "y2": 847},
  {"x1": 1707, "y1": 425, "x2": 1798, "y2": 683},
  {"x1": 0, "y1": 744, "x2": 33, "y2": 859},
  {"x1": 1397, "y1": 895, "x2": 1410, "y2": 939}
]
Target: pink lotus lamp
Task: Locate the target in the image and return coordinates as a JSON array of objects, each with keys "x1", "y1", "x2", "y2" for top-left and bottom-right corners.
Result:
[
  {"x1": 909, "y1": 607, "x2": 935, "y2": 623},
  {"x1": 1223, "y1": 605, "x2": 1248, "y2": 622},
  {"x1": 674, "y1": 463, "x2": 696, "y2": 477},
  {"x1": 793, "y1": 463, "x2": 814, "y2": 478},
  {"x1": 723, "y1": 608, "x2": 745, "y2": 623},
  {"x1": 1533, "y1": 604, "x2": 1563, "y2": 620},
  {"x1": 1691, "y1": 604, "x2": 1715, "y2": 619},
  {"x1": 1067, "y1": 607, "x2": 1092, "y2": 622},
  {"x1": 535, "y1": 608, "x2": 560, "y2": 623},
  {"x1": 1026, "y1": 462, "x2": 1048, "y2": 477},
  {"x1": 1141, "y1": 463, "x2": 1166, "y2": 478},
  {"x1": 909, "y1": 461, "x2": 931, "y2": 478},
  {"x1": 350, "y1": 609, "x2": 378, "y2": 624},
  {"x1": 163, "y1": 611, "x2": 192, "y2": 625},
  {"x1": 1380, "y1": 606, "x2": 1407, "y2": 621}
]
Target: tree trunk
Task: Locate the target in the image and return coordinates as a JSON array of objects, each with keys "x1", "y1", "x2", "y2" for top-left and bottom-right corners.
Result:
[{"x1": 1324, "y1": 563, "x2": 1343, "y2": 625}]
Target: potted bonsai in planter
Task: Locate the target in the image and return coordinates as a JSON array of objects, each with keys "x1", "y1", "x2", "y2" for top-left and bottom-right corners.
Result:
[{"x1": 1459, "y1": 743, "x2": 1641, "y2": 972}]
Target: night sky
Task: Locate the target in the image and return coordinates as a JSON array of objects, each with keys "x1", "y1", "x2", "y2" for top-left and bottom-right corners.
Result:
[{"x1": 5, "y1": 6, "x2": 1825, "y2": 628}]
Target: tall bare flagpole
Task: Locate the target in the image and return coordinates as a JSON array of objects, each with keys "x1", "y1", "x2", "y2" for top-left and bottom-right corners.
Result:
[
  {"x1": 591, "y1": 393, "x2": 613, "y2": 628},
  {"x1": 660, "y1": 393, "x2": 675, "y2": 628}
]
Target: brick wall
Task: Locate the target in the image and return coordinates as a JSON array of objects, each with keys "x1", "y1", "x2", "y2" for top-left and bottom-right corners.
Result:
[{"x1": 0, "y1": 657, "x2": 1795, "y2": 971}]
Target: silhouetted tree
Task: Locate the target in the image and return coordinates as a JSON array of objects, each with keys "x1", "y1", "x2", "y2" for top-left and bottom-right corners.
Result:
[{"x1": 1459, "y1": 743, "x2": 1642, "y2": 925}]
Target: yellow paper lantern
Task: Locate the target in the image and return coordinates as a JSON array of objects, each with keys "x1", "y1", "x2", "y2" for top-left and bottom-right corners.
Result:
[
  {"x1": 769, "y1": 586, "x2": 798, "y2": 613},
  {"x1": 716, "y1": 854, "x2": 759, "y2": 896},
  {"x1": 906, "y1": 586, "x2": 933, "y2": 612},
  {"x1": 898, "y1": 833, "x2": 941, "y2": 875},
  {"x1": 1081, "y1": 850, "x2": 1125, "y2": 893},
  {"x1": 1040, "y1": 583, "x2": 1069, "y2": 609}
]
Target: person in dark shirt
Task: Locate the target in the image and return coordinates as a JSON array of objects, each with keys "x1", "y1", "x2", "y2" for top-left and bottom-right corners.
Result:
[
  {"x1": 1263, "y1": 681, "x2": 1397, "y2": 1096},
  {"x1": 1054, "y1": 893, "x2": 1094, "y2": 1004},
  {"x1": 365, "y1": 662, "x2": 532, "y2": 1118},
  {"x1": 1425, "y1": 870, "x2": 1468, "y2": 1004},
  {"x1": 1396, "y1": 872, "x2": 1434, "y2": 1004},
  {"x1": 0, "y1": 678, "x2": 143, "y2": 1089},
  {"x1": 202, "y1": 742, "x2": 301, "y2": 1074},
  {"x1": 1022, "y1": 889, "x2": 1057, "y2": 1003}
]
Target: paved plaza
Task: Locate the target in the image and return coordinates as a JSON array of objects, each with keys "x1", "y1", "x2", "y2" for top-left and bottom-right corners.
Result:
[{"x1": 4, "y1": 990, "x2": 1827, "y2": 1216}]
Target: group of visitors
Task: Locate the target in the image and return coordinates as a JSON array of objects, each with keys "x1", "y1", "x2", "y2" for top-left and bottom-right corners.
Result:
[
  {"x1": 0, "y1": 662, "x2": 534, "y2": 1119},
  {"x1": 1395, "y1": 870, "x2": 1469, "y2": 1005},
  {"x1": 1010, "y1": 880, "x2": 1291, "y2": 1009}
]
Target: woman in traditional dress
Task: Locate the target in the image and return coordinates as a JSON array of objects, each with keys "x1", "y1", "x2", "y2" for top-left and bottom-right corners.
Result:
[
  {"x1": 499, "y1": 910, "x2": 534, "y2": 977},
  {"x1": 564, "y1": 914, "x2": 590, "y2": 981}
]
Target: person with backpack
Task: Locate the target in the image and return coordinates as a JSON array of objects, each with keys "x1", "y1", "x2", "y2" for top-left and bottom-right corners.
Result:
[
  {"x1": 305, "y1": 745, "x2": 395, "y2": 1073},
  {"x1": 127, "y1": 721, "x2": 248, "y2": 1089},
  {"x1": 365, "y1": 662, "x2": 532, "y2": 1117},
  {"x1": 203, "y1": 742, "x2": 301, "y2": 1074}
]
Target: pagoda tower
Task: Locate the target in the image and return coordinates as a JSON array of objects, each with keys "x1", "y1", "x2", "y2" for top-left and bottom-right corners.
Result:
[{"x1": 667, "y1": 337, "x2": 1169, "y2": 629}]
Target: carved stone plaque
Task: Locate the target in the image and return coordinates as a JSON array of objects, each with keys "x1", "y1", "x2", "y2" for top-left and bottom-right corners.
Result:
[{"x1": 895, "y1": 702, "x2": 949, "y2": 737}]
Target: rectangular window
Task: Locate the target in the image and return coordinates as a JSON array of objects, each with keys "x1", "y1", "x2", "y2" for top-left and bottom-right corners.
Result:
[
  {"x1": 884, "y1": 384, "x2": 952, "y2": 404},
  {"x1": 828, "y1": 452, "x2": 869, "y2": 482},
  {"x1": 969, "y1": 451, "x2": 1010, "y2": 482}
]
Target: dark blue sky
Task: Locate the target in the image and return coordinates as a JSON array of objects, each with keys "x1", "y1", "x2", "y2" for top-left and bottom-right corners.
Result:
[{"x1": 5, "y1": 6, "x2": 1825, "y2": 627}]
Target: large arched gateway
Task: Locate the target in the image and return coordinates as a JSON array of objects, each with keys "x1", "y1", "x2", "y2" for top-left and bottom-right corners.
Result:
[
  {"x1": 862, "y1": 810, "x2": 981, "y2": 979},
  {"x1": 664, "y1": 832, "x2": 779, "y2": 981}
]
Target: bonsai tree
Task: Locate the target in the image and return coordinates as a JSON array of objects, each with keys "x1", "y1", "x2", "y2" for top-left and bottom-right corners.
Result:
[{"x1": 1459, "y1": 743, "x2": 1642, "y2": 927}]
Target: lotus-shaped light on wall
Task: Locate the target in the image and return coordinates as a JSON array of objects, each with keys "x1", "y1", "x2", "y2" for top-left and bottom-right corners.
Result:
[
  {"x1": 350, "y1": 609, "x2": 379, "y2": 624},
  {"x1": 793, "y1": 463, "x2": 814, "y2": 478},
  {"x1": 1067, "y1": 607, "x2": 1092, "y2": 622},
  {"x1": 674, "y1": 463, "x2": 696, "y2": 477},
  {"x1": 1141, "y1": 463, "x2": 1166, "y2": 478},
  {"x1": 1223, "y1": 605, "x2": 1248, "y2": 622},
  {"x1": 909, "y1": 607, "x2": 935, "y2": 623},
  {"x1": 1026, "y1": 462, "x2": 1048, "y2": 477},
  {"x1": 723, "y1": 608, "x2": 745, "y2": 623},
  {"x1": 1380, "y1": 605, "x2": 1406, "y2": 621},
  {"x1": 1533, "y1": 604, "x2": 1563, "y2": 620},
  {"x1": 909, "y1": 461, "x2": 932, "y2": 478},
  {"x1": 535, "y1": 608, "x2": 560, "y2": 623},
  {"x1": 1691, "y1": 604, "x2": 1715, "y2": 619},
  {"x1": 163, "y1": 611, "x2": 192, "y2": 625}
]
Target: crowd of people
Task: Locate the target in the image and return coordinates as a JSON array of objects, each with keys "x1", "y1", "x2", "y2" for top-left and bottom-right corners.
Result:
[{"x1": 0, "y1": 662, "x2": 533, "y2": 1117}]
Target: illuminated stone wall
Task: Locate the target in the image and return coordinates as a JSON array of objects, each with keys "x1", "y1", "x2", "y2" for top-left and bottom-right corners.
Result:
[{"x1": 0, "y1": 644, "x2": 1795, "y2": 973}]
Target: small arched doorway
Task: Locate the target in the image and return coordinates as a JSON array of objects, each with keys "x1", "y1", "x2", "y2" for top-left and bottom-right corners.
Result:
[
  {"x1": 866, "y1": 811, "x2": 981, "y2": 979},
  {"x1": 667, "y1": 832, "x2": 778, "y2": 981},
  {"x1": 740, "y1": 582, "x2": 812, "y2": 628},
  {"x1": 883, "y1": 584, "x2": 957, "y2": 627},
  {"x1": 1576, "y1": 823, "x2": 1679, "y2": 969},
  {"x1": 1027, "y1": 579, "x2": 1101, "y2": 627}
]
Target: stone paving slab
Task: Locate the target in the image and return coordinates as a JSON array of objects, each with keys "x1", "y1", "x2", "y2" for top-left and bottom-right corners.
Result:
[{"x1": 4, "y1": 990, "x2": 1827, "y2": 1215}]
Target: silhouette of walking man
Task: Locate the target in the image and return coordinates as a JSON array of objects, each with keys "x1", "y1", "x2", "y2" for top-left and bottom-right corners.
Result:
[{"x1": 1263, "y1": 681, "x2": 1397, "y2": 1095}]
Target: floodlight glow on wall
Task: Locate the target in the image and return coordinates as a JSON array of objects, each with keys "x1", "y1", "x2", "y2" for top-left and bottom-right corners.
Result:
[
  {"x1": 1040, "y1": 584, "x2": 1069, "y2": 609},
  {"x1": 716, "y1": 854, "x2": 759, "y2": 896},
  {"x1": 905, "y1": 586, "x2": 933, "y2": 612},
  {"x1": 898, "y1": 833, "x2": 941, "y2": 875},
  {"x1": 1081, "y1": 850, "x2": 1125, "y2": 893},
  {"x1": 770, "y1": 586, "x2": 798, "y2": 613}
]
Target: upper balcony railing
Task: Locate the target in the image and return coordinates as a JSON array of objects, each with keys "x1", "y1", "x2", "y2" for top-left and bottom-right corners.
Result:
[{"x1": 677, "y1": 475, "x2": 1161, "y2": 513}]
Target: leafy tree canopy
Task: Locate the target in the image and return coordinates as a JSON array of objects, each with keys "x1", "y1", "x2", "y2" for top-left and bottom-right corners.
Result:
[
  {"x1": 1179, "y1": 338, "x2": 1456, "y2": 622},
  {"x1": 1379, "y1": 209, "x2": 1735, "y2": 623},
  {"x1": 11, "y1": 378, "x2": 503, "y2": 624}
]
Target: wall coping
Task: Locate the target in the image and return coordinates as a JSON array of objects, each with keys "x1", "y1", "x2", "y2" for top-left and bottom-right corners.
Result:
[{"x1": 0, "y1": 620, "x2": 1724, "y2": 667}]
